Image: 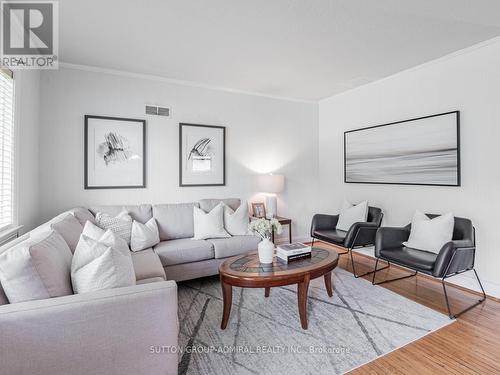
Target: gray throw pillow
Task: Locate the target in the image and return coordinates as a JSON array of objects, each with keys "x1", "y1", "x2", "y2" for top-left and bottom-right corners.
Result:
[{"x1": 0, "y1": 231, "x2": 73, "y2": 303}]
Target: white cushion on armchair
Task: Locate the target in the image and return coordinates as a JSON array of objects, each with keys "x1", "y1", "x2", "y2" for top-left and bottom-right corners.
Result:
[
  {"x1": 336, "y1": 199, "x2": 368, "y2": 232},
  {"x1": 403, "y1": 211, "x2": 454, "y2": 254}
]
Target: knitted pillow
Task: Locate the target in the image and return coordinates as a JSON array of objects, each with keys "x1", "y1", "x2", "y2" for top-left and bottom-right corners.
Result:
[{"x1": 95, "y1": 210, "x2": 133, "y2": 244}]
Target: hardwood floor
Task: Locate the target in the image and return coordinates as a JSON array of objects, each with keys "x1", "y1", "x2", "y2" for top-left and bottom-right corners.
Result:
[{"x1": 311, "y1": 241, "x2": 500, "y2": 375}]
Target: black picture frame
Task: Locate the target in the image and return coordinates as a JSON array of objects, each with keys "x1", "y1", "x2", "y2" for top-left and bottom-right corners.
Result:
[
  {"x1": 344, "y1": 111, "x2": 461, "y2": 187},
  {"x1": 84, "y1": 115, "x2": 146, "y2": 189},
  {"x1": 179, "y1": 123, "x2": 226, "y2": 187}
]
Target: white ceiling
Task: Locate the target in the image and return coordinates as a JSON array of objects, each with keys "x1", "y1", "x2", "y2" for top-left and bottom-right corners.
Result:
[{"x1": 59, "y1": 0, "x2": 500, "y2": 101}]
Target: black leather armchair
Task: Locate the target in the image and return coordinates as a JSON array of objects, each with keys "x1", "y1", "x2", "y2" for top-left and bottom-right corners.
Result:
[
  {"x1": 310, "y1": 207, "x2": 383, "y2": 278},
  {"x1": 373, "y1": 214, "x2": 486, "y2": 319}
]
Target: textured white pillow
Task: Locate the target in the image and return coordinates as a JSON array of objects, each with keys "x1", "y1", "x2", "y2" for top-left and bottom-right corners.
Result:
[
  {"x1": 0, "y1": 231, "x2": 73, "y2": 303},
  {"x1": 403, "y1": 211, "x2": 454, "y2": 254},
  {"x1": 71, "y1": 230, "x2": 135, "y2": 294},
  {"x1": 130, "y1": 218, "x2": 160, "y2": 252},
  {"x1": 223, "y1": 202, "x2": 250, "y2": 236},
  {"x1": 336, "y1": 199, "x2": 369, "y2": 232},
  {"x1": 193, "y1": 203, "x2": 231, "y2": 240},
  {"x1": 95, "y1": 210, "x2": 133, "y2": 244}
]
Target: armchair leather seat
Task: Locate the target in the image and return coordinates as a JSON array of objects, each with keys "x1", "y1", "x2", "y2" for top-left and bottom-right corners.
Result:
[
  {"x1": 379, "y1": 247, "x2": 437, "y2": 272},
  {"x1": 312, "y1": 229, "x2": 347, "y2": 245}
]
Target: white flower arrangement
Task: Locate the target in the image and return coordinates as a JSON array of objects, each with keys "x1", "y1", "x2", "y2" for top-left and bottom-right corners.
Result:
[{"x1": 248, "y1": 218, "x2": 283, "y2": 240}]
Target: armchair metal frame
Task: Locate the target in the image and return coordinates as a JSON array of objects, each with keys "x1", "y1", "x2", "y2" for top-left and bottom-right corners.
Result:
[{"x1": 372, "y1": 225, "x2": 486, "y2": 319}]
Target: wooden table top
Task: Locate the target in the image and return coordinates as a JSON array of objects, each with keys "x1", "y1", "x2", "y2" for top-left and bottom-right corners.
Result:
[{"x1": 219, "y1": 247, "x2": 339, "y2": 284}]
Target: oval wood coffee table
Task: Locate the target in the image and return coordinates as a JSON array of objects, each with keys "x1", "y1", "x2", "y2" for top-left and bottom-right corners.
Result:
[{"x1": 219, "y1": 247, "x2": 339, "y2": 330}]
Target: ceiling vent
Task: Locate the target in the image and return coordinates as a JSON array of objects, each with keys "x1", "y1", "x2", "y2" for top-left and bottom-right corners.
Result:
[{"x1": 145, "y1": 104, "x2": 171, "y2": 118}]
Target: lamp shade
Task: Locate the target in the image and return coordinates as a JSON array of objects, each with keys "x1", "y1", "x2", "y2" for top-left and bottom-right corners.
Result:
[{"x1": 257, "y1": 174, "x2": 285, "y2": 194}]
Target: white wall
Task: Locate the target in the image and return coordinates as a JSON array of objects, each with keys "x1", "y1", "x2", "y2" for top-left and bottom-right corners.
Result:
[
  {"x1": 38, "y1": 67, "x2": 318, "y2": 240},
  {"x1": 15, "y1": 70, "x2": 41, "y2": 234},
  {"x1": 319, "y1": 38, "x2": 500, "y2": 297}
]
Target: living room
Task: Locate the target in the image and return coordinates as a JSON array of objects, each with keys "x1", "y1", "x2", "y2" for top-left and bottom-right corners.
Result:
[{"x1": 1, "y1": 1, "x2": 499, "y2": 374}]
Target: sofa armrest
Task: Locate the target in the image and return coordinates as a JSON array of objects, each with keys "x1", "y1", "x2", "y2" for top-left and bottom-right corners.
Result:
[
  {"x1": 375, "y1": 227, "x2": 410, "y2": 257},
  {"x1": 310, "y1": 214, "x2": 339, "y2": 236},
  {"x1": 344, "y1": 222, "x2": 379, "y2": 248},
  {"x1": 0, "y1": 281, "x2": 179, "y2": 375},
  {"x1": 433, "y1": 241, "x2": 475, "y2": 278}
]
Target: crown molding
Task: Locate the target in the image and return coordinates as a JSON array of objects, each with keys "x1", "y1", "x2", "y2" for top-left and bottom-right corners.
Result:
[{"x1": 58, "y1": 62, "x2": 316, "y2": 104}]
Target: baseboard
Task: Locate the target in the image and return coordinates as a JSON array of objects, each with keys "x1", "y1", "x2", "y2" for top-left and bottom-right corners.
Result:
[{"x1": 309, "y1": 240, "x2": 500, "y2": 301}]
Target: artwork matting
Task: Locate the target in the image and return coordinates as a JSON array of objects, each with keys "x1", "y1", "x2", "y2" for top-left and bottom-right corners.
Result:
[
  {"x1": 84, "y1": 115, "x2": 146, "y2": 189},
  {"x1": 179, "y1": 123, "x2": 226, "y2": 187}
]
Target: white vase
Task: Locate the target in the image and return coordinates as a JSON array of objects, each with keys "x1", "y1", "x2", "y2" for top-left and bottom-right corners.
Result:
[{"x1": 258, "y1": 238, "x2": 275, "y2": 264}]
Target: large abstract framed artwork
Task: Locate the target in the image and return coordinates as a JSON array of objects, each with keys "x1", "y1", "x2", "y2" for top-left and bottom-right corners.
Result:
[
  {"x1": 84, "y1": 115, "x2": 146, "y2": 189},
  {"x1": 344, "y1": 111, "x2": 460, "y2": 186},
  {"x1": 179, "y1": 123, "x2": 225, "y2": 186}
]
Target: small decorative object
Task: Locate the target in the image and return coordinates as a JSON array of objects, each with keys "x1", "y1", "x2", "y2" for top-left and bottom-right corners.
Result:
[
  {"x1": 179, "y1": 123, "x2": 225, "y2": 186},
  {"x1": 257, "y1": 173, "x2": 285, "y2": 218},
  {"x1": 251, "y1": 202, "x2": 266, "y2": 218},
  {"x1": 85, "y1": 115, "x2": 146, "y2": 189},
  {"x1": 249, "y1": 218, "x2": 283, "y2": 264},
  {"x1": 344, "y1": 111, "x2": 460, "y2": 186}
]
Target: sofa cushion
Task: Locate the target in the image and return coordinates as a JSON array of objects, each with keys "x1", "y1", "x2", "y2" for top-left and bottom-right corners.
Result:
[
  {"x1": 153, "y1": 239, "x2": 214, "y2": 266},
  {"x1": 208, "y1": 235, "x2": 260, "y2": 259},
  {"x1": 31, "y1": 213, "x2": 83, "y2": 253},
  {"x1": 0, "y1": 231, "x2": 73, "y2": 303},
  {"x1": 68, "y1": 207, "x2": 96, "y2": 226},
  {"x1": 153, "y1": 203, "x2": 200, "y2": 241},
  {"x1": 199, "y1": 198, "x2": 240, "y2": 212},
  {"x1": 130, "y1": 248, "x2": 166, "y2": 281},
  {"x1": 88, "y1": 204, "x2": 152, "y2": 224}
]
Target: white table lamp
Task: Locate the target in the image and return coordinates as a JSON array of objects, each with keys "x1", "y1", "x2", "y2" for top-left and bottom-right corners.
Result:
[{"x1": 257, "y1": 174, "x2": 285, "y2": 218}]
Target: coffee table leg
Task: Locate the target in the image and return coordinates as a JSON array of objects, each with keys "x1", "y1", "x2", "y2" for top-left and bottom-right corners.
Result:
[
  {"x1": 297, "y1": 275, "x2": 310, "y2": 330},
  {"x1": 324, "y1": 272, "x2": 333, "y2": 297},
  {"x1": 220, "y1": 278, "x2": 232, "y2": 330},
  {"x1": 265, "y1": 287, "x2": 270, "y2": 297}
]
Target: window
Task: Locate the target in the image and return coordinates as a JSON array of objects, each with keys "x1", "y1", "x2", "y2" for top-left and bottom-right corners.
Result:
[{"x1": 0, "y1": 69, "x2": 14, "y2": 231}]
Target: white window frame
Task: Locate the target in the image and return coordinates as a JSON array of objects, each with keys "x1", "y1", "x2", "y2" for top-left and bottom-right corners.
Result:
[{"x1": 0, "y1": 68, "x2": 17, "y2": 239}]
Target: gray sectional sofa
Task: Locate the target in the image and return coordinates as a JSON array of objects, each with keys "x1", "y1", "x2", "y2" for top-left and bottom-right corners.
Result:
[{"x1": 0, "y1": 198, "x2": 259, "y2": 375}]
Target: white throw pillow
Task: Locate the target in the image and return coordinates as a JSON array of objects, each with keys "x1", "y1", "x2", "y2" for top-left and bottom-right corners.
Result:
[
  {"x1": 82, "y1": 220, "x2": 106, "y2": 240},
  {"x1": 193, "y1": 203, "x2": 231, "y2": 240},
  {"x1": 223, "y1": 202, "x2": 250, "y2": 236},
  {"x1": 95, "y1": 209, "x2": 133, "y2": 244},
  {"x1": 0, "y1": 231, "x2": 73, "y2": 303},
  {"x1": 336, "y1": 199, "x2": 369, "y2": 232},
  {"x1": 403, "y1": 211, "x2": 454, "y2": 254},
  {"x1": 130, "y1": 218, "x2": 160, "y2": 252},
  {"x1": 71, "y1": 230, "x2": 135, "y2": 294}
]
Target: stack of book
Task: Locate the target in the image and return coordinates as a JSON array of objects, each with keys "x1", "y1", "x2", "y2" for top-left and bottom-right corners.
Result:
[{"x1": 276, "y1": 243, "x2": 312, "y2": 263}]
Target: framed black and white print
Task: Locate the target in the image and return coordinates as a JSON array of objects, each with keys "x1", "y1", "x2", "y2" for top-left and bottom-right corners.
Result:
[
  {"x1": 179, "y1": 123, "x2": 225, "y2": 186},
  {"x1": 344, "y1": 111, "x2": 460, "y2": 186},
  {"x1": 84, "y1": 115, "x2": 146, "y2": 189}
]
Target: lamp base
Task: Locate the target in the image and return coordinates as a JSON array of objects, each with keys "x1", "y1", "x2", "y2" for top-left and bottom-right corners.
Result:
[{"x1": 265, "y1": 195, "x2": 277, "y2": 219}]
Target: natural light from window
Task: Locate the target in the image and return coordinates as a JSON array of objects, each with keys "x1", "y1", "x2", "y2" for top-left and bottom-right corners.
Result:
[{"x1": 0, "y1": 69, "x2": 14, "y2": 231}]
